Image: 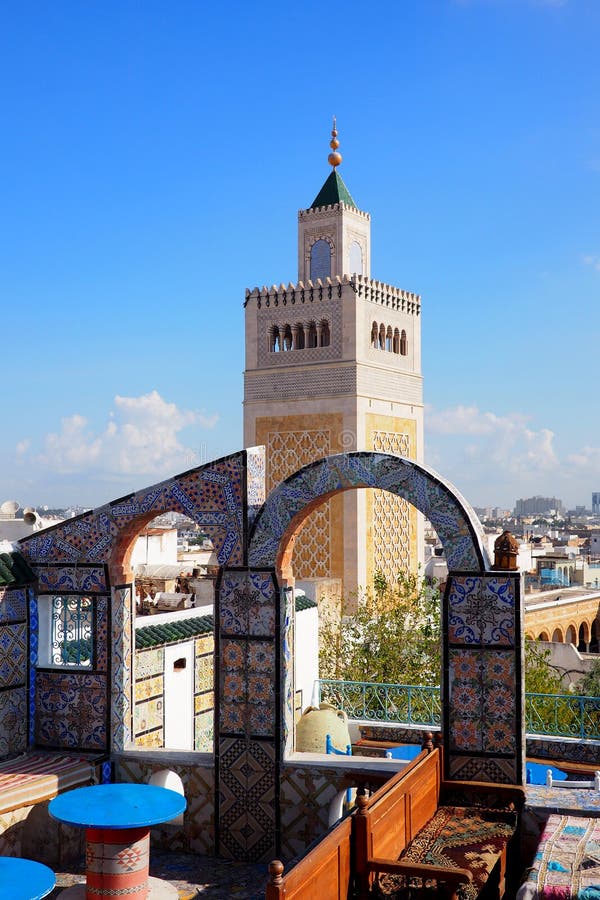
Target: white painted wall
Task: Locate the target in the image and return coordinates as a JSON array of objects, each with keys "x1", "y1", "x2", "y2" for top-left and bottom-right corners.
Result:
[
  {"x1": 164, "y1": 641, "x2": 194, "y2": 750},
  {"x1": 294, "y1": 602, "x2": 319, "y2": 713},
  {"x1": 130, "y1": 528, "x2": 178, "y2": 568}
]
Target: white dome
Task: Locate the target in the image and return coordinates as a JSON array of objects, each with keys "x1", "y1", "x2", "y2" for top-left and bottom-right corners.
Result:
[{"x1": 0, "y1": 500, "x2": 19, "y2": 516}]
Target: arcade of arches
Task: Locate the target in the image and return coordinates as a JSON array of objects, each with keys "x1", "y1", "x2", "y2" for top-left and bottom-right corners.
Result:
[{"x1": 525, "y1": 593, "x2": 600, "y2": 652}]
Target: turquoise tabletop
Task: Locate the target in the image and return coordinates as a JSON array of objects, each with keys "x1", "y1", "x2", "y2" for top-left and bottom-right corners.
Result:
[
  {"x1": 49, "y1": 783, "x2": 186, "y2": 829},
  {"x1": 0, "y1": 857, "x2": 55, "y2": 900}
]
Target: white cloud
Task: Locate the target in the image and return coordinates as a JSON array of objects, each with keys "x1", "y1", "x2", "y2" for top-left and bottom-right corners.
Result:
[
  {"x1": 582, "y1": 254, "x2": 600, "y2": 271},
  {"x1": 19, "y1": 391, "x2": 218, "y2": 478}
]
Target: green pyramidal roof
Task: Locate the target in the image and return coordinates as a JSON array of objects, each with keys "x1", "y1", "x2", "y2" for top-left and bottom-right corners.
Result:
[{"x1": 309, "y1": 170, "x2": 356, "y2": 210}]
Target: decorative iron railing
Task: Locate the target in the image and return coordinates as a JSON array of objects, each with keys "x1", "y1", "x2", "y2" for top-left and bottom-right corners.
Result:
[{"x1": 317, "y1": 680, "x2": 600, "y2": 741}]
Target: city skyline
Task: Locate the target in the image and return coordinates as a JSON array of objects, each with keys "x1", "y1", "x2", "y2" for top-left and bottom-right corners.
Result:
[{"x1": 2, "y1": 0, "x2": 599, "y2": 510}]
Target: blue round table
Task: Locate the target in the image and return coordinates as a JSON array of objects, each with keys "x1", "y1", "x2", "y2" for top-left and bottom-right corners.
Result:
[
  {"x1": 50, "y1": 783, "x2": 186, "y2": 899},
  {"x1": 0, "y1": 857, "x2": 55, "y2": 899}
]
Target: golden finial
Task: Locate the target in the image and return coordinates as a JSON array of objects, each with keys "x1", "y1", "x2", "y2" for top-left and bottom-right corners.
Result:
[{"x1": 328, "y1": 116, "x2": 342, "y2": 168}]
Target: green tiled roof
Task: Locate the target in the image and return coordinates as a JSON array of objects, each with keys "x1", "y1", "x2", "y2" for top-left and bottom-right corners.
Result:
[
  {"x1": 136, "y1": 614, "x2": 214, "y2": 650},
  {"x1": 0, "y1": 552, "x2": 36, "y2": 587},
  {"x1": 135, "y1": 596, "x2": 317, "y2": 649},
  {"x1": 295, "y1": 595, "x2": 317, "y2": 612},
  {"x1": 310, "y1": 170, "x2": 356, "y2": 210}
]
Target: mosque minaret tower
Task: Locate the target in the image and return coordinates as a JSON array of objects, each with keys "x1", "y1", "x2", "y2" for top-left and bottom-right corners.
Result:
[{"x1": 244, "y1": 121, "x2": 423, "y2": 601}]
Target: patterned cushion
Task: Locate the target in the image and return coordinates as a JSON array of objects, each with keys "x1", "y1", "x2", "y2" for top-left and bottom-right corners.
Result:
[
  {"x1": 0, "y1": 753, "x2": 94, "y2": 815},
  {"x1": 376, "y1": 805, "x2": 517, "y2": 900},
  {"x1": 517, "y1": 814, "x2": 600, "y2": 899}
]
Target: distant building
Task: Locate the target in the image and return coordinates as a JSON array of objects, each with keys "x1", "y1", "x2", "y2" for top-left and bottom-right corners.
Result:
[
  {"x1": 514, "y1": 496, "x2": 564, "y2": 517},
  {"x1": 592, "y1": 493, "x2": 600, "y2": 515}
]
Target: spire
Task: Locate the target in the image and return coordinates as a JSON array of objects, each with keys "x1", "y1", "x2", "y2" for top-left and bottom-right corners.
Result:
[
  {"x1": 309, "y1": 117, "x2": 357, "y2": 210},
  {"x1": 328, "y1": 116, "x2": 342, "y2": 169}
]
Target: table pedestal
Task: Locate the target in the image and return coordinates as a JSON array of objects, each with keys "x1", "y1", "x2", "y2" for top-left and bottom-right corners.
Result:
[{"x1": 57, "y1": 827, "x2": 178, "y2": 900}]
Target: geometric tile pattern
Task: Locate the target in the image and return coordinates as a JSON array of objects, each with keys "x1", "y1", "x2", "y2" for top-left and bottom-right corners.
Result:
[
  {"x1": 28, "y1": 589, "x2": 38, "y2": 746},
  {"x1": 280, "y1": 765, "x2": 344, "y2": 861},
  {"x1": 444, "y1": 572, "x2": 523, "y2": 785},
  {"x1": 266, "y1": 429, "x2": 332, "y2": 579},
  {"x1": 372, "y1": 431, "x2": 412, "y2": 582},
  {"x1": 0, "y1": 587, "x2": 27, "y2": 624},
  {"x1": 35, "y1": 670, "x2": 107, "y2": 749},
  {"x1": 20, "y1": 451, "x2": 253, "y2": 570},
  {"x1": 216, "y1": 569, "x2": 279, "y2": 860},
  {"x1": 0, "y1": 623, "x2": 27, "y2": 689},
  {"x1": 249, "y1": 452, "x2": 488, "y2": 572},
  {"x1": 217, "y1": 737, "x2": 276, "y2": 862},
  {"x1": 0, "y1": 687, "x2": 27, "y2": 758},
  {"x1": 111, "y1": 586, "x2": 132, "y2": 752}
]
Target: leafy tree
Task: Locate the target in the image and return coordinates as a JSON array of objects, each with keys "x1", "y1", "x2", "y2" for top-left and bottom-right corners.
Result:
[
  {"x1": 319, "y1": 571, "x2": 441, "y2": 686},
  {"x1": 524, "y1": 641, "x2": 565, "y2": 694},
  {"x1": 579, "y1": 659, "x2": 600, "y2": 698}
]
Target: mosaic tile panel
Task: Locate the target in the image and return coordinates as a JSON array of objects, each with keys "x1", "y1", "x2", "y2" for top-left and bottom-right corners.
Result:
[
  {"x1": 448, "y1": 575, "x2": 515, "y2": 646},
  {"x1": 0, "y1": 587, "x2": 27, "y2": 623},
  {"x1": 95, "y1": 595, "x2": 108, "y2": 672},
  {"x1": 0, "y1": 623, "x2": 27, "y2": 688},
  {"x1": 135, "y1": 675, "x2": 163, "y2": 702},
  {"x1": 280, "y1": 765, "x2": 343, "y2": 861},
  {"x1": 35, "y1": 671, "x2": 107, "y2": 750},
  {"x1": 135, "y1": 647, "x2": 164, "y2": 680},
  {"x1": 219, "y1": 570, "x2": 276, "y2": 637},
  {"x1": 195, "y1": 644, "x2": 213, "y2": 692},
  {"x1": 448, "y1": 755, "x2": 519, "y2": 783},
  {"x1": 219, "y1": 636, "x2": 276, "y2": 739},
  {"x1": 134, "y1": 697, "x2": 163, "y2": 735},
  {"x1": 29, "y1": 590, "x2": 38, "y2": 745},
  {"x1": 20, "y1": 451, "x2": 253, "y2": 570},
  {"x1": 195, "y1": 712, "x2": 213, "y2": 752},
  {"x1": 218, "y1": 737, "x2": 276, "y2": 862},
  {"x1": 111, "y1": 585, "x2": 133, "y2": 751},
  {"x1": 281, "y1": 587, "x2": 294, "y2": 757},
  {"x1": 134, "y1": 729, "x2": 163, "y2": 748},
  {"x1": 246, "y1": 445, "x2": 266, "y2": 529},
  {"x1": 116, "y1": 757, "x2": 215, "y2": 855},
  {"x1": 0, "y1": 687, "x2": 27, "y2": 757},
  {"x1": 444, "y1": 572, "x2": 523, "y2": 785},
  {"x1": 249, "y1": 452, "x2": 487, "y2": 572},
  {"x1": 35, "y1": 565, "x2": 108, "y2": 593}
]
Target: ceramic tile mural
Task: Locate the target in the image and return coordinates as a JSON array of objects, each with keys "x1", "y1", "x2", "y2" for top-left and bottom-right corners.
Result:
[
  {"x1": 0, "y1": 588, "x2": 27, "y2": 623},
  {"x1": 280, "y1": 765, "x2": 344, "y2": 860},
  {"x1": 35, "y1": 671, "x2": 107, "y2": 749},
  {"x1": 248, "y1": 452, "x2": 487, "y2": 572},
  {"x1": 95, "y1": 595, "x2": 109, "y2": 672},
  {"x1": 0, "y1": 687, "x2": 27, "y2": 757},
  {"x1": 444, "y1": 572, "x2": 522, "y2": 785},
  {"x1": 19, "y1": 451, "x2": 254, "y2": 570},
  {"x1": 0, "y1": 623, "x2": 27, "y2": 689},
  {"x1": 35, "y1": 565, "x2": 108, "y2": 593},
  {"x1": 217, "y1": 737, "x2": 277, "y2": 861},
  {"x1": 111, "y1": 585, "x2": 133, "y2": 751}
]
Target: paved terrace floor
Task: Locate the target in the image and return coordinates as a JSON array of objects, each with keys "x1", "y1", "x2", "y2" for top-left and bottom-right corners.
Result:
[{"x1": 49, "y1": 850, "x2": 268, "y2": 899}]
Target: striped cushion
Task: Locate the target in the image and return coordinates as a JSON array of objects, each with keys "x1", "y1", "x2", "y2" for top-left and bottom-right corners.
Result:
[{"x1": 0, "y1": 753, "x2": 94, "y2": 815}]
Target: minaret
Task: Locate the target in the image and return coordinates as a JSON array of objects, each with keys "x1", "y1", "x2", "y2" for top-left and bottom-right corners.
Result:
[{"x1": 244, "y1": 121, "x2": 423, "y2": 603}]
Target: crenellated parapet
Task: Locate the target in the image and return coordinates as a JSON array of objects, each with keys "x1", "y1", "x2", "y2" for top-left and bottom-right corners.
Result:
[
  {"x1": 297, "y1": 201, "x2": 371, "y2": 222},
  {"x1": 244, "y1": 274, "x2": 420, "y2": 315}
]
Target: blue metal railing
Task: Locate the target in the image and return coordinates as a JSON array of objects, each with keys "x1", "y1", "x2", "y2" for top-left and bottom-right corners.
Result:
[{"x1": 317, "y1": 680, "x2": 600, "y2": 741}]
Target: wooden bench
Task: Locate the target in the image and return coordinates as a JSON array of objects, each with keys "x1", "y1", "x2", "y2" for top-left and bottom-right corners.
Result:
[
  {"x1": 265, "y1": 814, "x2": 352, "y2": 900},
  {"x1": 354, "y1": 748, "x2": 524, "y2": 900}
]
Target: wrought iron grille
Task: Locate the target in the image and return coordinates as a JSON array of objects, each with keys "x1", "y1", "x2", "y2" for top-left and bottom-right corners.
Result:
[
  {"x1": 317, "y1": 680, "x2": 600, "y2": 741},
  {"x1": 51, "y1": 595, "x2": 93, "y2": 666}
]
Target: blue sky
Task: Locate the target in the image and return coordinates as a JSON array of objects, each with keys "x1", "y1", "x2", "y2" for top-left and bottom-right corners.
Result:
[{"x1": 2, "y1": 0, "x2": 599, "y2": 511}]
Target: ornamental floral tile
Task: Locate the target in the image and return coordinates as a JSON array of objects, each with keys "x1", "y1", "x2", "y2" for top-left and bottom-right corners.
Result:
[
  {"x1": 248, "y1": 704, "x2": 274, "y2": 737},
  {"x1": 481, "y1": 650, "x2": 515, "y2": 686},
  {"x1": 221, "y1": 640, "x2": 244, "y2": 672},
  {"x1": 483, "y1": 719, "x2": 516, "y2": 754},
  {"x1": 220, "y1": 701, "x2": 247, "y2": 734},
  {"x1": 248, "y1": 642, "x2": 275, "y2": 675},
  {"x1": 483, "y1": 685, "x2": 514, "y2": 720},
  {"x1": 451, "y1": 680, "x2": 483, "y2": 717},
  {"x1": 449, "y1": 716, "x2": 483, "y2": 751},
  {"x1": 248, "y1": 674, "x2": 274, "y2": 704}
]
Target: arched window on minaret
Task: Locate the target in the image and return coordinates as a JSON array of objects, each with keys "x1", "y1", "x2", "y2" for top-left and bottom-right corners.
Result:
[
  {"x1": 385, "y1": 326, "x2": 393, "y2": 352},
  {"x1": 270, "y1": 326, "x2": 280, "y2": 352},
  {"x1": 295, "y1": 323, "x2": 305, "y2": 350},
  {"x1": 310, "y1": 239, "x2": 331, "y2": 281},
  {"x1": 307, "y1": 320, "x2": 317, "y2": 348},
  {"x1": 320, "y1": 319, "x2": 331, "y2": 347},
  {"x1": 371, "y1": 322, "x2": 378, "y2": 349},
  {"x1": 393, "y1": 328, "x2": 400, "y2": 354},
  {"x1": 349, "y1": 240, "x2": 363, "y2": 275},
  {"x1": 379, "y1": 324, "x2": 386, "y2": 350},
  {"x1": 283, "y1": 325, "x2": 293, "y2": 351},
  {"x1": 400, "y1": 329, "x2": 408, "y2": 356}
]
